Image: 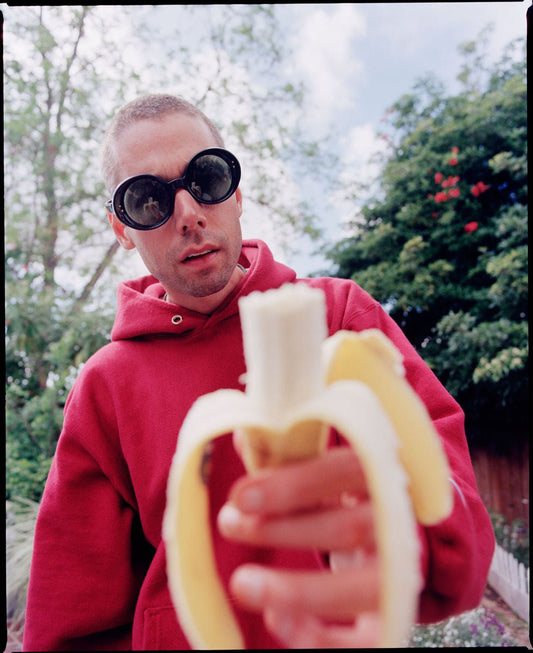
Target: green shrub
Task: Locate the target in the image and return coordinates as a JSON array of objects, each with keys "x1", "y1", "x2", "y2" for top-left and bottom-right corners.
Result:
[
  {"x1": 409, "y1": 607, "x2": 518, "y2": 647},
  {"x1": 6, "y1": 448, "x2": 53, "y2": 503},
  {"x1": 490, "y1": 511, "x2": 529, "y2": 567}
]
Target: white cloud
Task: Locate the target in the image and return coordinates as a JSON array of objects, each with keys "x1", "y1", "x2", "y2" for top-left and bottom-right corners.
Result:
[
  {"x1": 341, "y1": 123, "x2": 387, "y2": 177},
  {"x1": 287, "y1": 4, "x2": 366, "y2": 128},
  {"x1": 329, "y1": 123, "x2": 389, "y2": 235}
]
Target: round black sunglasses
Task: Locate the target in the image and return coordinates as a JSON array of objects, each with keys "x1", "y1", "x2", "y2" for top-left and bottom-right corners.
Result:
[{"x1": 105, "y1": 148, "x2": 241, "y2": 230}]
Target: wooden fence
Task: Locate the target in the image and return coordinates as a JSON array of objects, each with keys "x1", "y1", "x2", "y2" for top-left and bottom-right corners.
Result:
[
  {"x1": 488, "y1": 544, "x2": 530, "y2": 623},
  {"x1": 470, "y1": 442, "x2": 529, "y2": 527}
]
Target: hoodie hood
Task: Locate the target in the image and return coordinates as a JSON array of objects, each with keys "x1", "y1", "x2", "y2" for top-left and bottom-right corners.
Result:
[{"x1": 111, "y1": 239, "x2": 296, "y2": 341}]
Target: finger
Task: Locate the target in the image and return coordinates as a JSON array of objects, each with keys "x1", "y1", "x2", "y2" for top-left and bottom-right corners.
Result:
[
  {"x1": 228, "y1": 446, "x2": 369, "y2": 515},
  {"x1": 330, "y1": 547, "x2": 375, "y2": 571},
  {"x1": 218, "y1": 501, "x2": 375, "y2": 552},
  {"x1": 264, "y1": 609, "x2": 381, "y2": 649},
  {"x1": 229, "y1": 562, "x2": 379, "y2": 621}
]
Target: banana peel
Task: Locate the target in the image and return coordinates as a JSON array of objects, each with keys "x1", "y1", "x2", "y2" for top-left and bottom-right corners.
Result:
[
  {"x1": 163, "y1": 283, "x2": 452, "y2": 648},
  {"x1": 323, "y1": 329, "x2": 452, "y2": 525}
]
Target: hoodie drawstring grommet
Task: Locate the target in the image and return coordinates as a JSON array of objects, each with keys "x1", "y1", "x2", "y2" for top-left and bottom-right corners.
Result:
[{"x1": 171, "y1": 315, "x2": 183, "y2": 326}]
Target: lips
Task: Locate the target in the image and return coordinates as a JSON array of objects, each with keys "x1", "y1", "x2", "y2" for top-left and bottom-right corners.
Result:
[{"x1": 182, "y1": 248, "x2": 218, "y2": 263}]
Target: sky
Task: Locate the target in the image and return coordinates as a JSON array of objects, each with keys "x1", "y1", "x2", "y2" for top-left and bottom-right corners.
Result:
[
  {"x1": 139, "y1": 2, "x2": 529, "y2": 277},
  {"x1": 286, "y1": 2, "x2": 527, "y2": 131},
  {"x1": 4, "y1": 2, "x2": 527, "y2": 283},
  {"x1": 272, "y1": 1, "x2": 528, "y2": 274}
]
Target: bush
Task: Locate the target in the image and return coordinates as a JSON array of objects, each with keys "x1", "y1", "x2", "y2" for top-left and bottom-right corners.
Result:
[
  {"x1": 6, "y1": 448, "x2": 53, "y2": 503},
  {"x1": 490, "y1": 511, "x2": 529, "y2": 567},
  {"x1": 409, "y1": 607, "x2": 518, "y2": 647}
]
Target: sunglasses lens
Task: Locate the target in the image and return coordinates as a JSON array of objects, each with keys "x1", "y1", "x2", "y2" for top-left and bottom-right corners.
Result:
[
  {"x1": 187, "y1": 153, "x2": 234, "y2": 203},
  {"x1": 123, "y1": 178, "x2": 171, "y2": 227}
]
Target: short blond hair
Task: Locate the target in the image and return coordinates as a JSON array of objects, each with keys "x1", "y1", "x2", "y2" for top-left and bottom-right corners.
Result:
[{"x1": 100, "y1": 94, "x2": 224, "y2": 194}]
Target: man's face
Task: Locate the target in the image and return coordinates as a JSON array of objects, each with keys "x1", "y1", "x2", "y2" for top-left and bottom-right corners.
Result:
[{"x1": 109, "y1": 112, "x2": 244, "y2": 313}]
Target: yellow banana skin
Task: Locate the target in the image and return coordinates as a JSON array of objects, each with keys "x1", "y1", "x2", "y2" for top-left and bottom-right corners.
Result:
[
  {"x1": 323, "y1": 330, "x2": 452, "y2": 525},
  {"x1": 163, "y1": 284, "x2": 452, "y2": 649}
]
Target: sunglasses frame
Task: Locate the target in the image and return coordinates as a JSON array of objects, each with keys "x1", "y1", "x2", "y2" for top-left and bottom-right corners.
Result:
[{"x1": 105, "y1": 148, "x2": 241, "y2": 230}]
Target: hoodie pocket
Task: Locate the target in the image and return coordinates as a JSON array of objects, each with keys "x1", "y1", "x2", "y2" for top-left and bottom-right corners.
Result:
[{"x1": 141, "y1": 605, "x2": 190, "y2": 650}]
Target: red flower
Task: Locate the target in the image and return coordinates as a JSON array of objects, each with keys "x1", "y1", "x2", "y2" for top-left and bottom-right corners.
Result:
[
  {"x1": 451, "y1": 146, "x2": 459, "y2": 153},
  {"x1": 471, "y1": 181, "x2": 490, "y2": 197},
  {"x1": 441, "y1": 176, "x2": 458, "y2": 188},
  {"x1": 434, "y1": 191, "x2": 448, "y2": 203},
  {"x1": 432, "y1": 212, "x2": 439, "y2": 219},
  {"x1": 464, "y1": 221, "x2": 478, "y2": 233},
  {"x1": 442, "y1": 175, "x2": 461, "y2": 188},
  {"x1": 449, "y1": 187, "x2": 460, "y2": 198},
  {"x1": 434, "y1": 172, "x2": 443, "y2": 184},
  {"x1": 448, "y1": 157, "x2": 458, "y2": 166}
]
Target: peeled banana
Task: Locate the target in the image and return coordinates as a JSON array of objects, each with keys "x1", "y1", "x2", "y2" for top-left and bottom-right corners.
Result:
[{"x1": 163, "y1": 283, "x2": 452, "y2": 649}]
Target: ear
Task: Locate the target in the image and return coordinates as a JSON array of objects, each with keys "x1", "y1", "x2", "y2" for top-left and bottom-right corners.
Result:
[
  {"x1": 235, "y1": 188, "x2": 243, "y2": 218},
  {"x1": 107, "y1": 210, "x2": 136, "y2": 250}
]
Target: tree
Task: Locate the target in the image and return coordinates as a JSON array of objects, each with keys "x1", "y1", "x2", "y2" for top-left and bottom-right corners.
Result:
[
  {"x1": 5, "y1": 6, "x2": 129, "y2": 499},
  {"x1": 4, "y1": 5, "x2": 336, "y2": 500},
  {"x1": 129, "y1": 4, "x2": 332, "y2": 244},
  {"x1": 324, "y1": 32, "x2": 527, "y2": 452}
]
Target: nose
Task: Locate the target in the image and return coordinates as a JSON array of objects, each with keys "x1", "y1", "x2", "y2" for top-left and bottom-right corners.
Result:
[{"x1": 172, "y1": 189, "x2": 207, "y2": 233}]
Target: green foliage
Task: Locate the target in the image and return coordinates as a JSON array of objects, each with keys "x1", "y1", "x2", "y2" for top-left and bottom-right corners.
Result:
[
  {"x1": 6, "y1": 454, "x2": 53, "y2": 504},
  {"x1": 6, "y1": 303, "x2": 114, "y2": 500},
  {"x1": 325, "y1": 33, "x2": 527, "y2": 451},
  {"x1": 409, "y1": 607, "x2": 518, "y2": 647},
  {"x1": 490, "y1": 512, "x2": 529, "y2": 567},
  {"x1": 4, "y1": 8, "x2": 131, "y2": 502}
]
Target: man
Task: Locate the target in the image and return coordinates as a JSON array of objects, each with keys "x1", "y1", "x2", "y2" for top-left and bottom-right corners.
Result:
[{"x1": 24, "y1": 94, "x2": 494, "y2": 650}]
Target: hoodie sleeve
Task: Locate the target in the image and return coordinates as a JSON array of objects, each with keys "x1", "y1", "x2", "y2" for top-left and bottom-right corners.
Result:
[
  {"x1": 23, "y1": 364, "x2": 153, "y2": 651},
  {"x1": 332, "y1": 280, "x2": 495, "y2": 624}
]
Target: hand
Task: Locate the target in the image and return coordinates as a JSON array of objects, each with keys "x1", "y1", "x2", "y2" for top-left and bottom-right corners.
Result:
[{"x1": 217, "y1": 445, "x2": 381, "y2": 648}]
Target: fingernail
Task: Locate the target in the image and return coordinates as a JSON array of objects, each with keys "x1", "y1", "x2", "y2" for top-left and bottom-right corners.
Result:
[
  {"x1": 232, "y1": 567, "x2": 265, "y2": 608},
  {"x1": 217, "y1": 504, "x2": 242, "y2": 535}
]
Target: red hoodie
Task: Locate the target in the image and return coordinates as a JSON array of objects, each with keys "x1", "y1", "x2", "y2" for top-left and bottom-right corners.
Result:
[{"x1": 23, "y1": 239, "x2": 494, "y2": 650}]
